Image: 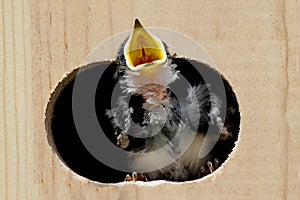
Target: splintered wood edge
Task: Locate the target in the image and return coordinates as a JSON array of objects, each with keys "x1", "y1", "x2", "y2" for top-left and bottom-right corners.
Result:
[
  {"x1": 44, "y1": 61, "x2": 114, "y2": 185},
  {"x1": 43, "y1": 59, "x2": 242, "y2": 187},
  {"x1": 44, "y1": 64, "x2": 80, "y2": 171}
]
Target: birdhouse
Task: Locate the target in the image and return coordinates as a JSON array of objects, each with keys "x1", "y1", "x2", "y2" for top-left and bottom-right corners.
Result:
[{"x1": 1, "y1": 1, "x2": 299, "y2": 200}]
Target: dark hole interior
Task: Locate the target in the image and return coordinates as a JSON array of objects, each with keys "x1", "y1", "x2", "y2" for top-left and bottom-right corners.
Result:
[{"x1": 46, "y1": 58, "x2": 240, "y2": 183}]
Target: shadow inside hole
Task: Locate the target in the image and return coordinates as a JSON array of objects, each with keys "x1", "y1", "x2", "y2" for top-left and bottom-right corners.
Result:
[{"x1": 45, "y1": 59, "x2": 240, "y2": 183}]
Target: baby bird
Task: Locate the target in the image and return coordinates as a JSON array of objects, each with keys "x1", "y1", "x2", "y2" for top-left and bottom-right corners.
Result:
[{"x1": 106, "y1": 19, "x2": 237, "y2": 181}]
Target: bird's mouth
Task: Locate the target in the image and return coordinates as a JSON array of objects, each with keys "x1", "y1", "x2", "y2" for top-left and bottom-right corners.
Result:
[{"x1": 124, "y1": 19, "x2": 167, "y2": 71}]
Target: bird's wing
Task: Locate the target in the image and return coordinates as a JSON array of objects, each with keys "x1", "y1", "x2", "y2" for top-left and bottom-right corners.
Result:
[
  {"x1": 183, "y1": 84, "x2": 222, "y2": 131},
  {"x1": 106, "y1": 95, "x2": 133, "y2": 134}
]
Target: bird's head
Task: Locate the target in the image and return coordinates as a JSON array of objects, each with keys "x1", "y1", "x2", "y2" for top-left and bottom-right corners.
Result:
[{"x1": 117, "y1": 19, "x2": 179, "y2": 109}]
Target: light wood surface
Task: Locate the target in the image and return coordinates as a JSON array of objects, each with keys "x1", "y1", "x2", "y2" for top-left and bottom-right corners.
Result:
[{"x1": 1, "y1": 0, "x2": 299, "y2": 199}]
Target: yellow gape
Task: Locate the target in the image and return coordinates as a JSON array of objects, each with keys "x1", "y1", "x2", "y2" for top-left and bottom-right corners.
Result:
[{"x1": 124, "y1": 19, "x2": 167, "y2": 71}]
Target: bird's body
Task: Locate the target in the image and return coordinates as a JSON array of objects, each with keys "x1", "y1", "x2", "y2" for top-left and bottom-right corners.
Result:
[{"x1": 106, "y1": 19, "x2": 238, "y2": 181}]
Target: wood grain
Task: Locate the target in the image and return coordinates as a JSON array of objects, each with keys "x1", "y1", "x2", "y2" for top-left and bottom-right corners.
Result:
[{"x1": 1, "y1": 0, "x2": 299, "y2": 199}]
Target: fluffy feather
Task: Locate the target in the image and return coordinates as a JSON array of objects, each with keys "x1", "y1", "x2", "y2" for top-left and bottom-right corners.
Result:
[{"x1": 106, "y1": 60, "x2": 225, "y2": 180}]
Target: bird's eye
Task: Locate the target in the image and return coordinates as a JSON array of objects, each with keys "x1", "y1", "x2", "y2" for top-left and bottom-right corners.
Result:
[{"x1": 165, "y1": 88, "x2": 170, "y2": 94}]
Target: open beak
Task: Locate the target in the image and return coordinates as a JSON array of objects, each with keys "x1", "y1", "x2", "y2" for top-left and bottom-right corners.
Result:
[{"x1": 124, "y1": 19, "x2": 167, "y2": 71}]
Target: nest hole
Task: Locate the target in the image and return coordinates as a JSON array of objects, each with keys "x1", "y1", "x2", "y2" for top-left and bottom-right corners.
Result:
[{"x1": 45, "y1": 59, "x2": 240, "y2": 183}]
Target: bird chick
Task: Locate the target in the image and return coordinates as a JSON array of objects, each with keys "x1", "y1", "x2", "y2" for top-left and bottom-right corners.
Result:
[{"x1": 106, "y1": 19, "x2": 232, "y2": 181}]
